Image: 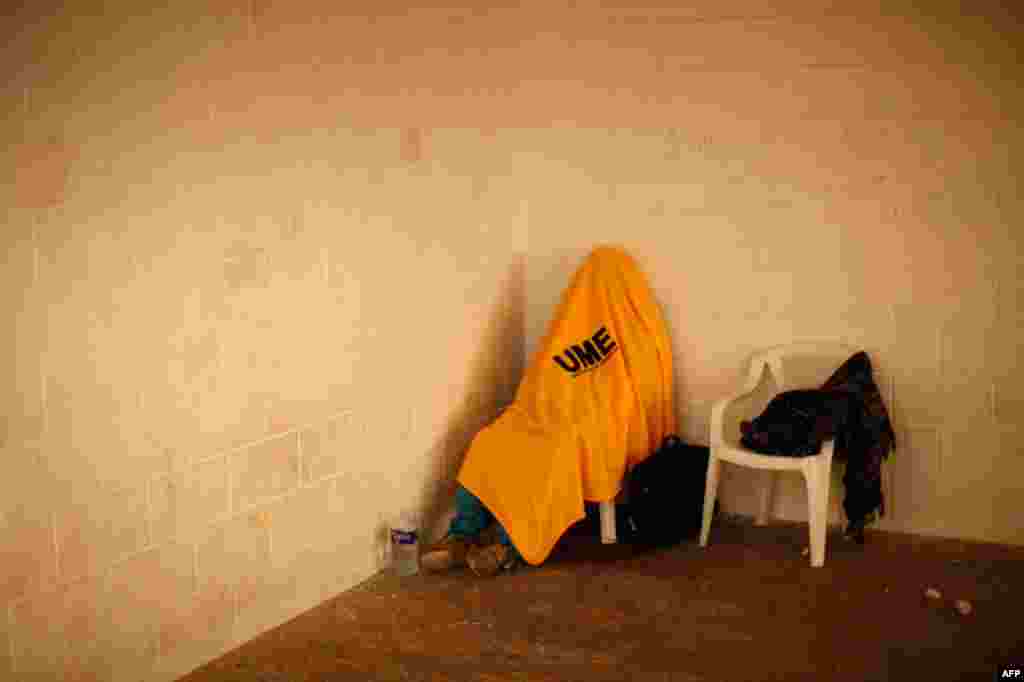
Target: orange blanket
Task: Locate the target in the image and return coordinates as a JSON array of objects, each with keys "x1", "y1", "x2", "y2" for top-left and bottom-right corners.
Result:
[{"x1": 457, "y1": 246, "x2": 677, "y2": 564}]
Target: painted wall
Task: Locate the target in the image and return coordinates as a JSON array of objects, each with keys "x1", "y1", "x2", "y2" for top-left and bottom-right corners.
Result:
[
  {"x1": 1, "y1": 4, "x2": 534, "y2": 679},
  {"x1": 514, "y1": 5, "x2": 1023, "y2": 542},
  {"x1": 1, "y1": 0, "x2": 1021, "y2": 680}
]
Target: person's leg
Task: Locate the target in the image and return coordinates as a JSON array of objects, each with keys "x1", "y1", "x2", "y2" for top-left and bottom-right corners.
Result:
[
  {"x1": 495, "y1": 524, "x2": 522, "y2": 560},
  {"x1": 465, "y1": 507, "x2": 524, "y2": 577},
  {"x1": 421, "y1": 485, "x2": 494, "y2": 572},
  {"x1": 448, "y1": 485, "x2": 495, "y2": 538}
]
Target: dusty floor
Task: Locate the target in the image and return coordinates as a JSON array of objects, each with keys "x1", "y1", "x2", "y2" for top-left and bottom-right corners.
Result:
[{"x1": 180, "y1": 514, "x2": 1023, "y2": 682}]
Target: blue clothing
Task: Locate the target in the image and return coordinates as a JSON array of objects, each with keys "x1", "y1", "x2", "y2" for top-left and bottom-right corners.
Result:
[{"x1": 450, "y1": 486, "x2": 520, "y2": 561}]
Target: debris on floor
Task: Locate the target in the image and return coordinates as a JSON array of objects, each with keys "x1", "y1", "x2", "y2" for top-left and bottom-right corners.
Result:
[
  {"x1": 925, "y1": 587, "x2": 942, "y2": 600},
  {"x1": 178, "y1": 520, "x2": 1024, "y2": 682},
  {"x1": 954, "y1": 599, "x2": 973, "y2": 616}
]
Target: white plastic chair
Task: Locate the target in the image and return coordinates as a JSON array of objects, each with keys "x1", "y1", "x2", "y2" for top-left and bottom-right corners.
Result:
[
  {"x1": 699, "y1": 342, "x2": 859, "y2": 567},
  {"x1": 600, "y1": 501, "x2": 616, "y2": 544}
]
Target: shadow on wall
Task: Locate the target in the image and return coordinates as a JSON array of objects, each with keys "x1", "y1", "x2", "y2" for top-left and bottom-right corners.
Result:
[
  {"x1": 520, "y1": 247, "x2": 593, "y2": 361},
  {"x1": 417, "y1": 254, "x2": 527, "y2": 544}
]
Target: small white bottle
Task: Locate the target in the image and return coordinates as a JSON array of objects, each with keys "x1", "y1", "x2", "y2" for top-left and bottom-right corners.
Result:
[{"x1": 390, "y1": 511, "x2": 420, "y2": 577}]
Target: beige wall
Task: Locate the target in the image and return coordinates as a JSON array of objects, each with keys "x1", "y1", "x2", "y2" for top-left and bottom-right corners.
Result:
[
  {"x1": 2, "y1": 0, "x2": 1021, "y2": 680},
  {"x1": 516, "y1": 5, "x2": 1023, "y2": 544}
]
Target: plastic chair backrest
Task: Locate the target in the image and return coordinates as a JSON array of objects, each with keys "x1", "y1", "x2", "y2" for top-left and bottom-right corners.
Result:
[{"x1": 752, "y1": 342, "x2": 859, "y2": 393}]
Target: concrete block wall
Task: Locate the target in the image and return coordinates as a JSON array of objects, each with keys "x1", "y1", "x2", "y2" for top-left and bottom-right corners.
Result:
[
  {"x1": 2, "y1": 0, "x2": 1021, "y2": 679},
  {"x1": 2, "y1": 132, "x2": 527, "y2": 682},
  {"x1": 514, "y1": 4, "x2": 1023, "y2": 542},
  {"x1": 2, "y1": 2, "x2": 533, "y2": 676}
]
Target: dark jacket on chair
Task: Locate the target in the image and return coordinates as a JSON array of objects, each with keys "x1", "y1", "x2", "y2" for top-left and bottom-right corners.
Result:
[{"x1": 740, "y1": 352, "x2": 896, "y2": 534}]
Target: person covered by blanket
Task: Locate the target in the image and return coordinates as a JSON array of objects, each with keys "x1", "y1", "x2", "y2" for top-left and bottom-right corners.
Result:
[{"x1": 419, "y1": 246, "x2": 677, "y2": 577}]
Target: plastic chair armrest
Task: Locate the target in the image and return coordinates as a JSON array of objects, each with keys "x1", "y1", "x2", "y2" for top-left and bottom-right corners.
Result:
[{"x1": 710, "y1": 361, "x2": 770, "y2": 447}]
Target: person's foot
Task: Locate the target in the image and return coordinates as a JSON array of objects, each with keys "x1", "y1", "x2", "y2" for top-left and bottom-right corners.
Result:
[
  {"x1": 476, "y1": 523, "x2": 504, "y2": 547},
  {"x1": 466, "y1": 542, "x2": 517, "y2": 577},
  {"x1": 420, "y1": 534, "x2": 470, "y2": 572},
  {"x1": 843, "y1": 519, "x2": 867, "y2": 544}
]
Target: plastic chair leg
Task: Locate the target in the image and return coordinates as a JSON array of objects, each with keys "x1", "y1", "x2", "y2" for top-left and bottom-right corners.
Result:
[
  {"x1": 599, "y1": 500, "x2": 616, "y2": 544},
  {"x1": 803, "y1": 457, "x2": 831, "y2": 567},
  {"x1": 699, "y1": 454, "x2": 721, "y2": 547},
  {"x1": 756, "y1": 471, "x2": 776, "y2": 526}
]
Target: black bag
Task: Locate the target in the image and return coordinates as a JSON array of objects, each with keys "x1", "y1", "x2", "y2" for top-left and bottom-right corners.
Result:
[{"x1": 620, "y1": 435, "x2": 714, "y2": 548}]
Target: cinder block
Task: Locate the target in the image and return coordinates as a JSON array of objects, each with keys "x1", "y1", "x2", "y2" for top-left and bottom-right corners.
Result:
[
  {"x1": 229, "y1": 567, "x2": 270, "y2": 642},
  {"x1": 262, "y1": 386, "x2": 334, "y2": 441},
  {"x1": 148, "y1": 473, "x2": 180, "y2": 547},
  {"x1": 885, "y1": 427, "x2": 945, "y2": 534},
  {"x1": 401, "y1": 128, "x2": 427, "y2": 163},
  {"x1": 8, "y1": 574, "x2": 106, "y2": 679},
  {"x1": 225, "y1": 480, "x2": 376, "y2": 646},
  {"x1": 104, "y1": 542, "x2": 194, "y2": 676},
  {"x1": 191, "y1": 574, "x2": 234, "y2": 647},
  {"x1": 10, "y1": 585, "x2": 68, "y2": 678},
  {"x1": 204, "y1": 388, "x2": 274, "y2": 459},
  {"x1": 150, "y1": 454, "x2": 230, "y2": 544},
  {"x1": 150, "y1": 569, "x2": 233, "y2": 682},
  {"x1": 267, "y1": 412, "x2": 294, "y2": 436},
  {"x1": 196, "y1": 516, "x2": 261, "y2": 595},
  {"x1": 0, "y1": 230, "x2": 46, "y2": 450},
  {"x1": 222, "y1": 240, "x2": 271, "y2": 290},
  {"x1": 42, "y1": 379, "x2": 150, "y2": 491},
  {"x1": 196, "y1": 512, "x2": 271, "y2": 636},
  {"x1": 61, "y1": 577, "x2": 109, "y2": 681},
  {"x1": 0, "y1": 614, "x2": 9, "y2": 679},
  {"x1": 56, "y1": 480, "x2": 148, "y2": 584},
  {"x1": 300, "y1": 410, "x2": 357, "y2": 484},
  {"x1": 886, "y1": 305, "x2": 947, "y2": 430},
  {"x1": 181, "y1": 330, "x2": 221, "y2": 387},
  {"x1": 989, "y1": 424, "x2": 1024, "y2": 545},
  {"x1": 14, "y1": 140, "x2": 76, "y2": 208},
  {"x1": 267, "y1": 480, "x2": 333, "y2": 568},
  {"x1": 992, "y1": 374, "x2": 1024, "y2": 428},
  {"x1": 272, "y1": 542, "x2": 339, "y2": 620},
  {"x1": 191, "y1": 455, "x2": 232, "y2": 528},
  {"x1": 0, "y1": 500, "x2": 56, "y2": 604},
  {"x1": 311, "y1": 532, "x2": 377, "y2": 603},
  {"x1": 0, "y1": 330, "x2": 46, "y2": 450},
  {"x1": 232, "y1": 433, "x2": 300, "y2": 511},
  {"x1": 228, "y1": 525, "x2": 354, "y2": 650},
  {"x1": 939, "y1": 317, "x2": 997, "y2": 422},
  {"x1": 939, "y1": 426, "x2": 1005, "y2": 541}
]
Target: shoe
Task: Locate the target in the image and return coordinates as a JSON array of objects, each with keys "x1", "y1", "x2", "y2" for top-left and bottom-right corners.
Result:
[
  {"x1": 476, "y1": 522, "x2": 504, "y2": 547},
  {"x1": 420, "y1": 534, "x2": 470, "y2": 573},
  {"x1": 466, "y1": 543, "x2": 517, "y2": 577},
  {"x1": 843, "y1": 520, "x2": 867, "y2": 544}
]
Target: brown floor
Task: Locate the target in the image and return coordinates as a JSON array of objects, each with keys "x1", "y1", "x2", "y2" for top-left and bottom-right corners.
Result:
[{"x1": 181, "y1": 515, "x2": 1023, "y2": 682}]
